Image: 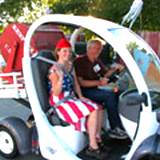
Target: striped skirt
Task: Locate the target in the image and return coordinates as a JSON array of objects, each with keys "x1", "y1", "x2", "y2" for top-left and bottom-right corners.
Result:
[{"x1": 49, "y1": 92, "x2": 99, "y2": 131}]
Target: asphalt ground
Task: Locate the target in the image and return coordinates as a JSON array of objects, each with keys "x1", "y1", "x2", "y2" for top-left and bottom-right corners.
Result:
[{"x1": 0, "y1": 99, "x2": 131, "y2": 160}]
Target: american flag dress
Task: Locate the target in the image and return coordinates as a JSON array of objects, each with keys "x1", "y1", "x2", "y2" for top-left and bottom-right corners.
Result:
[{"x1": 49, "y1": 68, "x2": 99, "y2": 131}]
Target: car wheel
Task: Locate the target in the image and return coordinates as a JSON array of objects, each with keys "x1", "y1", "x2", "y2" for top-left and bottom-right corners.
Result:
[
  {"x1": 0, "y1": 117, "x2": 32, "y2": 158},
  {"x1": 0, "y1": 126, "x2": 18, "y2": 158}
]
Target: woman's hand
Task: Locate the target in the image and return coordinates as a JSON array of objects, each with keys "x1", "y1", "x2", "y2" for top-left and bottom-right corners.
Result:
[
  {"x1": 49, "y1": 65, "x2": 63, "y2": 81},
  {"x1": 48, "y1": 65, "x2": 63, "y2": 96},
  {"x1": 79, "y1": 96, "x2": 91, "y2": 102}
]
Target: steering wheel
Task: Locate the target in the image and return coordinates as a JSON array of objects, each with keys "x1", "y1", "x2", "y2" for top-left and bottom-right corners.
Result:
[
  {"x1": 108, "y1": 69, "x2": 121, "y2": 83},
  {"x1": 107, "y1": 68, "x2": 131, "y2": 92}
]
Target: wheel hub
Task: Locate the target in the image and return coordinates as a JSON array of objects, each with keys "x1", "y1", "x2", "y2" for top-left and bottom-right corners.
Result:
[{"x1": 0, "y1": 131, "x2": 14, "y2": 154}]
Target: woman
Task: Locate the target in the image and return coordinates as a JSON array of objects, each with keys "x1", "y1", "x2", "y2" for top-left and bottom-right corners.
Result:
[{"x1": 48, "y1": 38, "x2": 104, "y2": 158}]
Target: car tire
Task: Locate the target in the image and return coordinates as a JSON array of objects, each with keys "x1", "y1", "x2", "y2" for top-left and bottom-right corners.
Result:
[
  {"x1": 0, "y1": 117, "x2": 31, "y2": 159},
  {"x1": 0, "y1": 126, "x2": 18, "y2": 158}
]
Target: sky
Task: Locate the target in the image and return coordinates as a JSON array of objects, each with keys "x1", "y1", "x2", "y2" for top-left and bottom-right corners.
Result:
[{"x1": 0, "y1": 0, "x2": 4, "y2": 4}]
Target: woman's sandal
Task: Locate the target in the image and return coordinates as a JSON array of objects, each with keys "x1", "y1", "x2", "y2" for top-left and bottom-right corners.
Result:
[
  {"x1": 96, "y1": 138, "x2": 110, "y2": 152},
  {"x1": 85, "y1": 146, "x2": 102, "y2": 159},
  {"x1": 98, "y1": 141, "x2": 105, "y2": 149},
  {"x1": 96, "y1": 137, "x2": 105, "y2": 149}
]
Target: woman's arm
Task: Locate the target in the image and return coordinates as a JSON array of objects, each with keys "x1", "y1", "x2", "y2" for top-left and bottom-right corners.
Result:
[{"x1": 48, "y1": 65, "x2": 63, "y2": 96}]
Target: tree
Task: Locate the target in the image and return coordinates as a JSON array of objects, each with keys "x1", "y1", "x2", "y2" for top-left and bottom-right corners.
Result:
[
  {"x1": 0, "y1": 0, "x2": 51, "y2": 27},
  {"x1": 141, "y1": 0, "x2": 160, "y2": 30},
  {"x1": 94, "y1": 0, "x2": 160, "y2": 31},
  {"x1": 0, "y1": 0, "x2": 33, "y2": 30},
  {"x1": 50, "y1": 0, "x2": 95, "y2": 15},
  {"x1": 18, "y1": 1, "x2": 52, "y2": 23},
  {"x1": 0, "y1": 0, "x2": 32, "y2": 21}
]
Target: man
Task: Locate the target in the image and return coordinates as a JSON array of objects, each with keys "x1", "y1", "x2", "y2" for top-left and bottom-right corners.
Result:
[{"x1": 74, "y1": 39, "x2": 127, "y2": 139}]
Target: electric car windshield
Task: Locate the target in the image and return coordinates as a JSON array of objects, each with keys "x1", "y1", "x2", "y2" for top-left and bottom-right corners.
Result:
[{"x1": 109, "y1": 28, "x2": 160, "y2": 111}]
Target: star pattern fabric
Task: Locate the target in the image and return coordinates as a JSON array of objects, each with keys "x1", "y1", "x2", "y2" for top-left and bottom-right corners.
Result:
[
  {"x1": 62, "y1": 72, "x2": 74, "y2": 93},
  {"x1": 48, "y1": 67, "x2": 99, "y2": 131}
]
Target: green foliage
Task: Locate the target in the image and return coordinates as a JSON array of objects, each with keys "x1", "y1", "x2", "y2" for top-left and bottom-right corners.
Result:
[
  {"x1": 141, "y1": 0, "x2": 160, "y2": 31},
  {"x1": 126, "y1": 41, "x2": 139, "y2": 53},
  {"x1": 50, "y1": 0, "x2": 95, "y2": 15},
  {"x1": 94, "y1": 0, "x2": 132, "y2": 22},
  {"x1": 0, "y1": 0, "x2": 32, "y2": 20},
  {"x1": 18, "y1": 1, "x2": 51, "y2": 23},
  {"x1": 94, "y1": 0, "x2": 160, "y2": 31},
  {"x1": 0, "y1": 25, "x2": 3, "y2": 34}
]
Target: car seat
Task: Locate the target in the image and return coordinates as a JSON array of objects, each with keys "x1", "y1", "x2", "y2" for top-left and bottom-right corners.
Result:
[
  {"x1": 31, "y1": 50, "x2": 67, "y2": 125},
  {"x1": 31, "y1": 50, "x2": 87, "y2": 154}
]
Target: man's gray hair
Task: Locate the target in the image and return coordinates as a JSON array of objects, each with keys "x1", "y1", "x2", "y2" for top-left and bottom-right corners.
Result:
[{"x1": 87, "y1": 39, "x2": 102, "y2": 51}]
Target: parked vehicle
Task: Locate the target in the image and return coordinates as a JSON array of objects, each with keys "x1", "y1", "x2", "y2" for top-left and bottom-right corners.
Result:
[{"x1": 0, "y1": 14, "x2": 160, "y2": 160}]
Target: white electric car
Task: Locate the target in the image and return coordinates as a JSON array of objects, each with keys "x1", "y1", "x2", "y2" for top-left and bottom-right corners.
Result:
[{"x1": 0, "y1": 14, "x2": 160, "y2": 160}]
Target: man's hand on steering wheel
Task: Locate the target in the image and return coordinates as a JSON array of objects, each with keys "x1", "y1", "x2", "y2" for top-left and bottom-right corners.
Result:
[{"x1": 107, "y1": 63, "x2": 125, "y2": 83}]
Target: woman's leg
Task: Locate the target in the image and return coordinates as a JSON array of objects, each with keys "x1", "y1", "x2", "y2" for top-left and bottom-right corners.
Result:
[
  {"x1": 87, "y1": 110, "x2": 99, "y2": 149},
  {"x1": 82, "y1": 88, "x2": 122, "y2": 129},
  {"x1": 96, "y1": 109, "x2": 104, "y2": 142}
]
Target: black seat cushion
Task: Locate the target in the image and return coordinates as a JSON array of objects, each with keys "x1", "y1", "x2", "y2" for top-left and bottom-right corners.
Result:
[
  {"x1": 31, "y1": 50, "x2": 54, "y2": 112},
  {"x1": 31, "y1": 50, "x2": 69, "y2": 126}
]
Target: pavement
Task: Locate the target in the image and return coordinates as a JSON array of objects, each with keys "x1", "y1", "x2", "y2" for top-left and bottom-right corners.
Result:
[{"x1": 0, "y1": 99, "x2": 131, "y2": 160}]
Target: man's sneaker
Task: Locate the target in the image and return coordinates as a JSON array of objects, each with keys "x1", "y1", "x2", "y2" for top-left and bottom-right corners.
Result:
[{"x1": 108, "y1": 127, "x2": 128, "y2": 139}]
